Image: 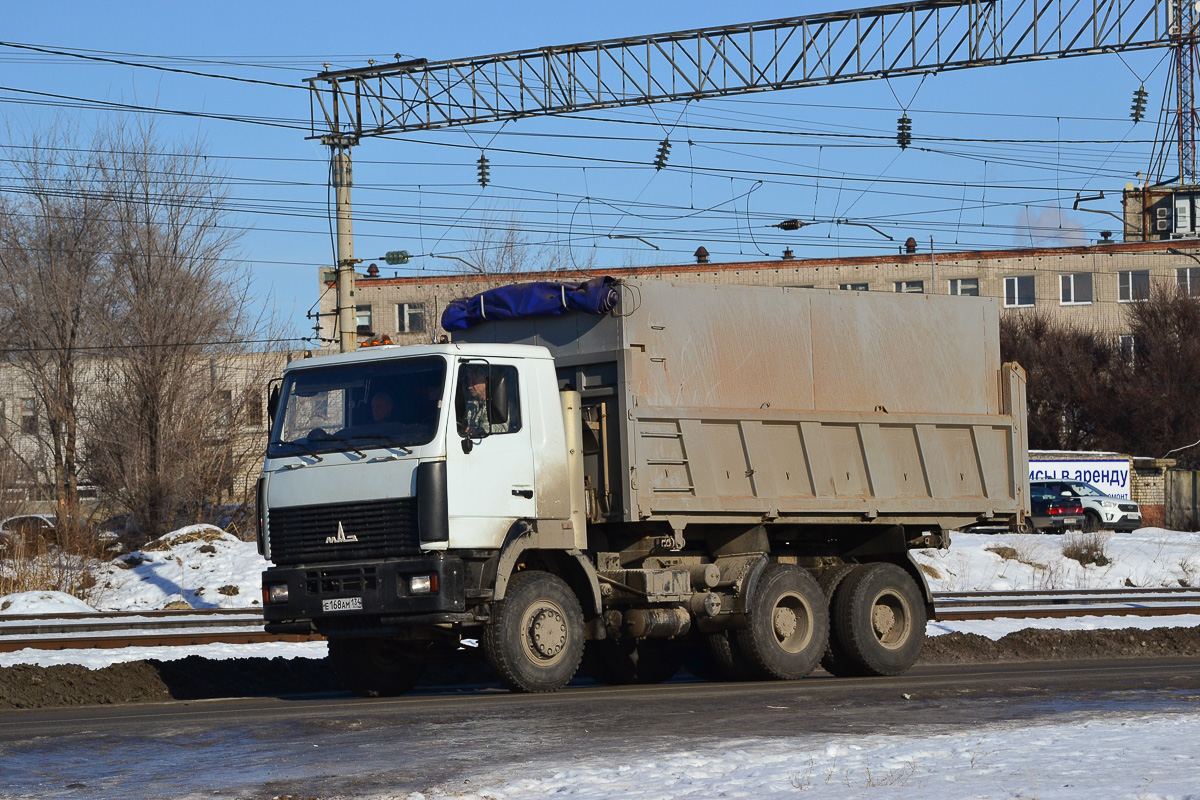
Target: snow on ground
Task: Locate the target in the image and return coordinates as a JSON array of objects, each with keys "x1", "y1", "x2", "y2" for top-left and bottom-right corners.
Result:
[
  {"x1": 409, "y1": 710, "x2": 1200, "y2": 800},
  {"x1": 911, "y1": 527, "x2": 1200, "y2": 592},
  {"x1": 0, "y1": 591, "x2": 94, "y2": 615},
  {"x1": 86, "y1": 524, "x2": 269, "y2": 612}
]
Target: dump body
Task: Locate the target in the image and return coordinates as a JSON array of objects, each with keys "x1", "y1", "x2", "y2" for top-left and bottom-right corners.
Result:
[{"x1": 455, "y1": 279, "x2": 1027, "y2": 531}]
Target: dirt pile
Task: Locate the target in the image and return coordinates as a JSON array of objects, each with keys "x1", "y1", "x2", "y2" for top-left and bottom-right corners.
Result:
[
  {"x1": 3, "y1": 626, "x2": 1200, "y2": 710},
  {"x1": 920, "y1": 625, "x2": 1200, "y2": 663}
]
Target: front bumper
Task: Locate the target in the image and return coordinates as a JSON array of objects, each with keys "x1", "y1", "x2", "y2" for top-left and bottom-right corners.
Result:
[
  {"x1": 1109, "y1": 513, "x2": 1143, "y2": 532},
  {"x1": 261, "y1": 554, "x2": 466, "y2": 633}
]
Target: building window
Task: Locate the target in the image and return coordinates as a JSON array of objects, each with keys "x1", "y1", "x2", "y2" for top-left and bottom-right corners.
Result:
[
  {"x1": 1178, "y1": 267, "x2": 1200, "y2": 296},
  {"x1": 838, "y1": 283, "x2": 869, "y2": 291},
  {"x1": 894, "y1": 280, "x2": 924, "y2": 293},
  {"x1": 1004, "y1": 275, "x2": 1035, "y2": 307},
  {"x1": 1119, "y1": 270, "x2": 1150, "y2": 302},
  {"x1": 355, "y1": 305, "x2": 373, "y2": 333},
  {"x1": 244, "y1": 389, "x2": 263, "y2": 428},
  {"x1": 1060, "y1": 273, "x2": 1093, "y2": 305},
  {"x1": 948, "y1": 278, "x2": 979, "y2": 296},
  {"x1": 1119, "y1": 334, "x2": 1136, "y2": 364},
  {"x1": 216, "y1": 390, "x2": 233, "y2": 427},
  {"x1": 397, "y1": 302, "x2": 427, "y2": 333},
  {"x1": 20, "y1": 398, "x2": 36, "y2": 435}
]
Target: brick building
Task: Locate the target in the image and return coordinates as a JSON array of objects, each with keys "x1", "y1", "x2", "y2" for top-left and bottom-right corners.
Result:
[{"x1": 324, "y1": 238, "x2": 1200, "y2": 350}]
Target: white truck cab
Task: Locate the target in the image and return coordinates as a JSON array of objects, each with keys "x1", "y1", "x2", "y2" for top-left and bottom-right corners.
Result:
[{"x1": 259, "y1": 343, "x2": 575, "y2": 627}]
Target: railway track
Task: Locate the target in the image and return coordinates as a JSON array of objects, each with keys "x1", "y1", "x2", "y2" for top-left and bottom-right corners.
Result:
[{"x1": 2, "y1": 588, "x2": 1199, "y2": 653}]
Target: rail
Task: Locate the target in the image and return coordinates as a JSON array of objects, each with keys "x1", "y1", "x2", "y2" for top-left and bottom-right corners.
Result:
[{"x1": 1, "y1": 588, "x2": 1199, "y2": 652}]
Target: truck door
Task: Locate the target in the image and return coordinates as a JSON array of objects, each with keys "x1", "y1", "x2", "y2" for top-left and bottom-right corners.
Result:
[{"x1": 445, "y1": 361, "x2": 537, "y2": 540}]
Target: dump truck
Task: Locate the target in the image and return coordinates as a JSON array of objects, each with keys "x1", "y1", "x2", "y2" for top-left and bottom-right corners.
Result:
[{"x1": 258, "y1": 279, "x2": 1028, "y2": 694}]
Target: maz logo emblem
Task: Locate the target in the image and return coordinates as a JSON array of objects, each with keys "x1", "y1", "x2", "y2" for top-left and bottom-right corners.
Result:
[{"x1": 325, "y1": 521, "x2": 359, "y2": 544}]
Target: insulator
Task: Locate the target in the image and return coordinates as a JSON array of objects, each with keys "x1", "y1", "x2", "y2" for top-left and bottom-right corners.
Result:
[
  {"x1": 897, "y1": 114, "x2": 913, "y2": 149},
  {"x1": 653, "y1": 137, "x2": 672, "y2": 170},
  {"x1": 776, "y1": 218, "x2": 802, "y2": 231},
  {"x1": 1131, "y1": 86, "x2": 1149, "y2": 123},
  {"x1": 477, "y1": 152, "x2": 490, "y2": 188}
]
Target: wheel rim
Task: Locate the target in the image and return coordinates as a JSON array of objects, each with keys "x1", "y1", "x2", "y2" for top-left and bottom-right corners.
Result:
[
  {"x1": 770, "y1": 590, "x2": 813, "y2": 654},
  {"x1": 521, "y1": 600, "x2": 570, "y2": 666},
  {"x1": 870, "y1": 590, "x2": 912, "y2": 650}
]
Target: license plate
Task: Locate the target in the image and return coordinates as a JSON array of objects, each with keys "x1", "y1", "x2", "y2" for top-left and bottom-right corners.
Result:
[{"x1": 322, "y1": 597, "x2": 363, "y2": 612}]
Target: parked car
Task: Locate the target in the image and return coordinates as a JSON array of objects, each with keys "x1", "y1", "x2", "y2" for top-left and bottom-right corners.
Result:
[
  {"x1": 0, "y1": 513, "x2": 58, "y2": 550},
  {"x1": 1030, "y1": 480, "x2": 1142, "y2": 532},
  {"x1": 1028, "y1": 484, "x2": 1085, "y2": 533}
]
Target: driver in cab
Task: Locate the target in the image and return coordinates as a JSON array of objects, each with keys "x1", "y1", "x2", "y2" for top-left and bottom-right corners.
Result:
[{"x1": 459, "y1": 366, "x2": 510, "y2": 437}]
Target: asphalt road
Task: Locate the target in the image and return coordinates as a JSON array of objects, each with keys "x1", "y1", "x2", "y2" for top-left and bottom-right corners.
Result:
[{"x1": 3, "y1": 658, "x2": 1200, "y2": 800}]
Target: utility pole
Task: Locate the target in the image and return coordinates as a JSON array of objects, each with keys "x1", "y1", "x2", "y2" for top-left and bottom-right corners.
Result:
[
  {"x1": 1173, "y1": 0, "x2": 1198, "y2": 184},
  {"x1": 329, "y1": 136, "x2": 359, "y2": 353}
]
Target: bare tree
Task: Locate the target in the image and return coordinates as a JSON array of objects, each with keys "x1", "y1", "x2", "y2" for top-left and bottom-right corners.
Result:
[
  {"x1": 1100, "y1": 283, "x2": 1200, "y2": 466},
  {"x1": 0, "y1": 125, "x2": 113, "y2": 540},
  {"x1": 82, "y1": 122, "x2": 272, "y2": 538},
  {"x1": 999, "y1": 311, "x2": 1118, "y2": 452}
]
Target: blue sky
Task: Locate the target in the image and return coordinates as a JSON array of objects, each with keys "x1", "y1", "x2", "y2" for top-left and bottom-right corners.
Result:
[{"x1": 1, "y1": 1, "x2": 1177, "y2": 341}]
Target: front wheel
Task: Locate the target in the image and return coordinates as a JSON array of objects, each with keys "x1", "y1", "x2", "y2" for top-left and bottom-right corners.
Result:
[
  {"x1": 328, "y1": 637, "x2": 430, "y2": 697},
  {"x1": 1082, "y1": 510, "x2": 1102, "y2": 533},
  {"x1": 733, "y1": 564, "x2": 828, "y2": 680},
  {"x1": 831, "y1": 563, "x2": 926, "y2": 676},
  {"x1": 483, "y1": 570, "x2": 584, "y2": 693}
]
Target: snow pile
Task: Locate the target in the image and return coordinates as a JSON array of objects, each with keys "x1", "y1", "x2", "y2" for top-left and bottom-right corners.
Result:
[
  {"x1": 86, "y1": 525, "x2": 267, "y2": 612},
  {"x1": 913, "y1": 527, "x2": 1200, "y2": 593},
  {"x1": 411, "y1": 711, "x2": 1200, "y2": 800},
  {"x1": 0, "y1": 590, "x2": 95, "y2": 615}
]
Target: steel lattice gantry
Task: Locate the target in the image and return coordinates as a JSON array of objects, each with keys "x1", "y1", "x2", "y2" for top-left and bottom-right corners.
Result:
[{"x1": 308, "y1": 0, "x2": 1173, "y2": 139}]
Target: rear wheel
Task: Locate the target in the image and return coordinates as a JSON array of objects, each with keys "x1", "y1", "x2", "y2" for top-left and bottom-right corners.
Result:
[
  {"x1": 733, "y1": 564, "x2": 828, "y2": 680},
  {"x1": 328, "y1": 637, "x2": 430, "y2": 697},
  {"x1": 483, "y1": 570, "x2": 584, "y2": 693},
  {"x1": 818, "y1": 564, "x2": 859, "y2": 677},
  {"x1": 831, "y1": 563, "x2": 926, "y2": 676},
  {"x1": 702, "y1": 629, "x2": 766, "y2": 681}
]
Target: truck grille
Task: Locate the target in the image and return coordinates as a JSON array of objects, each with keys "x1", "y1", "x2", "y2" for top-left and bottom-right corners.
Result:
[
  {"x1": 1119, "y1": 503, "x2": 1138, "y2": 512},
  {"x1": 268, "y1": 498, "x2": 420, "y2": 565}
]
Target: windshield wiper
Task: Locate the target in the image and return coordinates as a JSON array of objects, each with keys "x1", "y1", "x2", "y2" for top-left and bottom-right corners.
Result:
[
  {"x1": 343, "y1": 434, "x2": 414, "y2": 455},
  {"x1": 269, "y1": 439, "x2": 325, "y2": 462}
]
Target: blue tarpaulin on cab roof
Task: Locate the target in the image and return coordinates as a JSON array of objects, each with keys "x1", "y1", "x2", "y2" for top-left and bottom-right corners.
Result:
[{"x1": 441, "y1": 276, "x2": 618, "y2": 331}]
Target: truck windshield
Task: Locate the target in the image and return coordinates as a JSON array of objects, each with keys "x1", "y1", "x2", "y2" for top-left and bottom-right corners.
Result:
[{"x1": 269, "y1": 356, "x2": 446, "y2": 457}]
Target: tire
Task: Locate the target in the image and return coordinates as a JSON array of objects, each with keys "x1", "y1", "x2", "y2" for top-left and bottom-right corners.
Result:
[
  {"x1": 1083, "y1": 510, "x2": 1102, "y2": 533},
  {"x1": 483, "y1": 570, "x2": 584, "y2": 693},
  {"x1": 584, "y1": 637, "x2": 682, "y2": 685},
  {"x1": 702, "y1": 629, "x2": 768, "y2": 681},
  {"x1": 818, "y1": 564, "x2": 859, "y2": 677},
  {"x1": 831, "y1": 563, "x2": 926, "y2": 677},
  {"x1": 733, "y1": 564, "x2": 829, "y2": 681},
  {"x1": 328, "y1": 637, "x2": 429, "y2": 697}
]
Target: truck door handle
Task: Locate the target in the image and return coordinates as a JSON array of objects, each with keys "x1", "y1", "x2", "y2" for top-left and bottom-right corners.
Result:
[{"x1": 511, "y1": 488, "x2": 533, "y2": 499}]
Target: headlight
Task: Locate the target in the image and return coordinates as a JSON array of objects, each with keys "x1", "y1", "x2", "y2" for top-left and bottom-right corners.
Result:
[
  {"x1": 1099, "y1": 500, "x2": 1115, "y2": 508},
  {"x1": 409, "y1": 574, "x2": 438, "y2": 595},
  {"x1": 265, "y1": 583, "x2": 289, "y2": 604}
]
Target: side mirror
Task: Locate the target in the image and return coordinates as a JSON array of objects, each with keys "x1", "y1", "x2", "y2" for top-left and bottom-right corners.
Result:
[{"x1": 267, "y1": 381, "x2": 282, "y2": 423}]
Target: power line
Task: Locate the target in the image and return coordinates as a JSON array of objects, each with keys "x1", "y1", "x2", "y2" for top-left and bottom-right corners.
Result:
[{"x1": 0, "y1": 41, "x2": 302, "y2": 89}]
